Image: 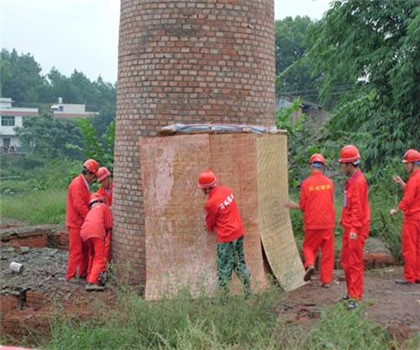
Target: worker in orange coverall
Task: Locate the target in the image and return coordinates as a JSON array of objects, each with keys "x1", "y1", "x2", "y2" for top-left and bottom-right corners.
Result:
[
  {"x1": 80, "y1": 193, "x2": 113, "y2": 291},
  {"x1": 338, "y1": 145, "x2": 370, "y2": 310},
  {"x1": 285, "y1": 153, "x2": 336, "y2": 287},
  {"x1": 96, "y1": 166, "x2": 113, "y2": 206},
  {"x1": 96, "y1": 166, "x2": 113, "y2": 262},
  {"x1": 198, "y1": 169, "x2": 251, "y2": 297},
  {"x1": 66, "y1": 159, "x2": 99, "y2": 283},
  {"x1": 390, "y1": 149, "x2": 420, "y2": 284}
]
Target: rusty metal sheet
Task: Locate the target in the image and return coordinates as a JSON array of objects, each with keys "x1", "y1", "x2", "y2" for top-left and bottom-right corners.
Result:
[{"x1": 256, "y1": 135, "x2": 306, "y2": 291}]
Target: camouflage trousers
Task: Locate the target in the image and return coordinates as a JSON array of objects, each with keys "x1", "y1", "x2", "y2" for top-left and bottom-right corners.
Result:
[{"x1": 216, "y1": 236, "x2": 251, "y2": 295}]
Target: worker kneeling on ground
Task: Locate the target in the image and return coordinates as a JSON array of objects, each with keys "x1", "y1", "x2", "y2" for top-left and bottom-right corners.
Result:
[
  {"x1": 285, "y1": 153, "x2": 335, "y2": 287},
  {"x1": 198, "y1": 169, "x2": 251, "y2": 297},
  {"x1": 81, "y1": 193, "x2": 113, "y2": 291}
]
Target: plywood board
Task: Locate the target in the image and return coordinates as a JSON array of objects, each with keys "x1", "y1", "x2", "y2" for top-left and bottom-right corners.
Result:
[
  {"x1": 140, "y1": 134, "x2": 217, "y2": 300},
  {"x1": 208, "y1": 134, "x2": 267, "y2": 293},
  {"x1": 256, "y1": 135, "x2": 306, "y2": 290},
  {"x1": 140, "y1": 132, "x2": 304, "y2": 300}
]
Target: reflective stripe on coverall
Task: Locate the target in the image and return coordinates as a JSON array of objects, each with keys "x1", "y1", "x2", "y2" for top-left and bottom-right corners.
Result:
[
  {"x1": 340, "y1": 170, "x2": 370, "y2": 300},
  {"x1": 65, "y1": 174, "x2": 90, "y2": 280},
  {"x1": 299, "y1": 172, "x2": 336, "y2": 284}
]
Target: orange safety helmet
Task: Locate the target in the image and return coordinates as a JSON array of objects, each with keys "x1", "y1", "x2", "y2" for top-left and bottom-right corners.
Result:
[
  {"x1": 83, "y1": 159, "x2": 99, "y2": 175},
  {"x1": 97, "y1": 167, "x2": 111, "y2": 182},
  {"x1": 197, "y1": 170, "x2": 217, "y2": 188},
  {"x1": 309, "y1": 153, "x2": 326, "y2": 165},
  {"x1": 402, "y1": 149, "x2": 420, "y2": 163},
  {"x1": 89, "y1": 193, "x2": 104, "y2": 206},
  {"x1": 338, "y1": 145, "x2": 360, "y2": 163}
]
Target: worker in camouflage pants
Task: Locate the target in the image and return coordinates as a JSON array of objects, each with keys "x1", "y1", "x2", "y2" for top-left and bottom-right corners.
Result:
[
  {"x1": 217, "y1": 236, "x2": 251, "y2": 295},
  {"x1": 198, "y1": 169, "x2": 251, "y2": 297}
]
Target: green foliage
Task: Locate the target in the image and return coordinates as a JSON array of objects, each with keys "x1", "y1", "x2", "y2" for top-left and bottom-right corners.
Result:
[
  {"x1": 276, "y1": 99, "x2": 322, "y2": 188},
  {"x1": 69, "y1": 118, "x2": 115, "y2": 170},
  {"x1": 45, "y1": 68, "x2": 116, "y2": 108},
  {"x1": 0, "y1": 189, "x2": 66, "y2": 225},
  {"x1": 307, "y1": 0, "x2": 420, "y2": 171},
  {"x1": 90, "y1": 104, "x2": 116, "y2": 139},
  {"x1": 275, "y1": 16, "x2": 319, "y2": 101},
  {"x1": 276, "y1": 101, "x2": 345, "y2": 187},
  {"x1": 46, "y1": 288, "x2": 280, "y2": 349},
  {"x1": 42, "y1": 287, "x2": 401, "y2": 349},
  {"x1": 0, "y1": 49, "x2": 45, "y2": 105},
  {"x1": 14, "y1": 113, "x2": 83, "y2": 162},
  {"x1": 305, "y1": 303, "x2": 394, "y2": 349},
  {"x1": 1, "y1": 48, "x2": 116, "y2": 108}
]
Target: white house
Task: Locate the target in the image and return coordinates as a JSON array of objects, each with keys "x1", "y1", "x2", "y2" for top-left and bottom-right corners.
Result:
[
  {"x1": 51, "y1": 97, "x2": 96, "y2": 119},
  {"x1": 0, "y1": 97, "x2": 39, "y2": 152}
]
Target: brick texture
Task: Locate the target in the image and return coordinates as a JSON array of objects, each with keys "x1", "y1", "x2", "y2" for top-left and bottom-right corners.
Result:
[{"x1": 114, "y1": 0, "x2": 275, "y2": 289}]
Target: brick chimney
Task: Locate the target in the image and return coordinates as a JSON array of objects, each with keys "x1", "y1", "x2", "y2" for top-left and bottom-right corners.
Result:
[{"x1": 113, "y1": 0, "x2": 275, "y2": 290}]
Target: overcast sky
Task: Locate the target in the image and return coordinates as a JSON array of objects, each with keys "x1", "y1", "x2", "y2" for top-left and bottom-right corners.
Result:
[{"x1": 1, "y1": 0, "x2": 332, "y2": 84}]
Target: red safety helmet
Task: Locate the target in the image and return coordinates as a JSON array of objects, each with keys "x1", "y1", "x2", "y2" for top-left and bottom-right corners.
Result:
[
  {"x1": 402, "y1": 149, "x2": 420, "y2": 163},
  {"x1": 89, "y1": 193, "x2": 104, "y2": 206},
  {"x1": 197, "y1": 170, "x2": 217, "y2": 188},
  {"x1": 97, "y1": 167, "x2": 111, "y2": 182},
  {"x1": 309, "y1": 153, "x2": 326, "y2": 165},
  {"x1": 338, "y1": 145, "x2": 360, "y2": 163},
  {"x1": 83, "y1": 159, "x2": 99, "y2": 175}
]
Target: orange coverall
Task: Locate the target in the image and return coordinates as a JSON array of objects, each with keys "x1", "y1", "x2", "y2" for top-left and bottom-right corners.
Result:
[
  {"x1": 65, "y1": 174, "x2": 90, "y2": 280},
  {"x1": 205, "y1": 186, "x2": 244, "y2": 243},
  {"x1": 299, "y1": 172, "x2": 336, "y2": 284},
  {"x1": 97, "y1": 183, "x2": 113, "y2": 206},
  {"x1": 80, "y1": 202, "x2": 113, "y2": 285},
  {"x1": 397, "y1": 169, "x2": 420, "y2": 283},
  {"x1": 96, "y1": 183, "x2": 113, "y2": 261},
  {"x1": 340, "y1": 170, "x2": 370, "y2": 300}
]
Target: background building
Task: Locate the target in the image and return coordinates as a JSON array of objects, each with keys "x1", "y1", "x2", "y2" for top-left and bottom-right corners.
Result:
[
  {"x1": 51, "y1": 97, "x2": 96, "y2": 119},
  {"x1": 0, "y1": 97, "x2": 38, "y2": 152}
]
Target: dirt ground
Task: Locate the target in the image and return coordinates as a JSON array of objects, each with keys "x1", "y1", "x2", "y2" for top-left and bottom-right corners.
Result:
[{"x1": 1, "y1": 222, "x2": 419, "y2": 347}]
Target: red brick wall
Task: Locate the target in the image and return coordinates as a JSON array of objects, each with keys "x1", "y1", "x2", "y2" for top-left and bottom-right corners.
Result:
[{"x1": 113, "y1": 0, "x2": 275, "y2": 289}]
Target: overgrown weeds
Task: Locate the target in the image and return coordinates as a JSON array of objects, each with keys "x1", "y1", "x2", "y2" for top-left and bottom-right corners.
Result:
[{"x1": 43, "y1": 286, "x2": 398, "y2": 349}]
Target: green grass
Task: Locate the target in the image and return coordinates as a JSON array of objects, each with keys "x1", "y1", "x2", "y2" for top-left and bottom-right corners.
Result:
[
  {"x1": 305, "y1": 303, "x2": 394, "y2": 349},
  {"x1": 40, "y1": 287, "x2": 400, "y2": 350},
  {"x1": 0, "y1": 188, "x2": 66, "y2": 225}
]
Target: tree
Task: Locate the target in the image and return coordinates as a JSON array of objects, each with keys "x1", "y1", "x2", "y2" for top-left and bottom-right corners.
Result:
[
  {"x1": 15, "y1": 113, "x2": 83, "y2": 160},
  {"x1": 0, "y1": 49, "x2": 45, "y2": 105},
  {"x1": 74, "y1": 118, "x2": 115, "y2": 171},
  {"x1": 307, "y1": 0, "x2": 420, "y2": 171},
  {"x1": 275, "y1": 16, "x2": 319, "y2": 102}
]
